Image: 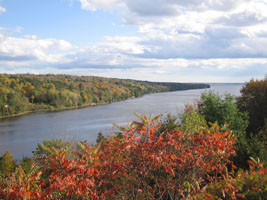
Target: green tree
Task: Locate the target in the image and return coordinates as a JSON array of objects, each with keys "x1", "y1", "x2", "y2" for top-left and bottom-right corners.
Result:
[
  {"x1": 152, "y1": 114, "x2": 180, "y2": 137},
  {"x1": 0, "y1": 151, "x2": 16, "y2": 175},
  {"x1": 182, "y1": 108, "x2": 207, "y2": 134},
  {"x1": 20, "y1": 157, "x2": 34, "y2": 174},
  {"x1": 198, "y1": 92, "x2": 248, "y2": 135},
  {"x1": 7, "y1": 92, "x2": 24, "y2": 114},
  {"x1": 96, "y1": 132, "x2": 106, "y2": 144},
  {"x1": 198, "y1": 91, "x2": 253, "y2": 168},
  {"x1": 237, "y1": 78, "x2": 267, "y2": 138},
  {"x1": 79, "y1": 83, "x2": 84, "y2": 91}
]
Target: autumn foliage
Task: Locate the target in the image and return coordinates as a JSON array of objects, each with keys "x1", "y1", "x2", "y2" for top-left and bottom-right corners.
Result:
[
  {"x1": 0, "y1": 115, "x2": 266, "y2": 199},
  {"x1": 0, "y1": 74, "x2": 209, "y2": 118}
]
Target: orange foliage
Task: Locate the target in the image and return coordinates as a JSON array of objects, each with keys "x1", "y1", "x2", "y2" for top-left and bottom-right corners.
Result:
[{"x1": 0, "y1": 115, "x2": 241, "y2": 200}]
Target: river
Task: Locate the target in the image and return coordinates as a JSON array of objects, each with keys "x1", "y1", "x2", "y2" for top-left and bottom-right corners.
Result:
[{"x1": 0, "y1": 83, "x2": 243, "y2": 159}]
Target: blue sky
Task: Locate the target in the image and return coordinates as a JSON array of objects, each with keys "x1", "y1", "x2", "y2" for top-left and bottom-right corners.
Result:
[{"x1": 0, "y1": 0, "x2": 266, "y2": 82}]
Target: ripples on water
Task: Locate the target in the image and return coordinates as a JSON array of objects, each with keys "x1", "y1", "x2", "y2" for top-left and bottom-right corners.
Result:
[{"x1": 0, "y1": 83, "x2": 243, "y2": 159}]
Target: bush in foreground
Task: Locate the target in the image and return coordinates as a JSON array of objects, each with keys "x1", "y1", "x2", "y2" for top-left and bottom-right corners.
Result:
[{"x1": 0, "y1": 114, "x2": 242, "y2": 199}]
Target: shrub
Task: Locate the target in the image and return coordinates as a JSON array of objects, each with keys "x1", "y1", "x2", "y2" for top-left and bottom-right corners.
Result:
[
  {"x1": 195, "y1": 158, "x2": 267, "y2": 200},
  {"x1": 0, "y1": 151, "x2": 16, "y2": 176},
  {"x1": 0, "y1": 115, "x2": 238, "y2": 199}
]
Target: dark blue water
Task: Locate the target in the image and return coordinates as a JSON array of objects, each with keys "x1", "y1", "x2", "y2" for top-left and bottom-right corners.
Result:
[{"x1": 0, "y1": 83, "x2": 243, "y2": 159}]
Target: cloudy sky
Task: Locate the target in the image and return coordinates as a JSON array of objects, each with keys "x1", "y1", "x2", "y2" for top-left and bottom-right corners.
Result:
[{"x1": 0, "y1": 0, "x2": 266, "y2": 82}]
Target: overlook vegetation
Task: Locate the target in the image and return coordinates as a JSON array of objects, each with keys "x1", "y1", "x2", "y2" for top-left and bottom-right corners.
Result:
[
  {"x1": 0, "y1": 74, "x2": 209, "y2": 118},
  {"x1": 0, "y1": 77, "x2": 266, "y2": 199}
]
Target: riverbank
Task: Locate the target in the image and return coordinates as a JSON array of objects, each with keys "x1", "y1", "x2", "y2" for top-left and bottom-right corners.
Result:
[
  {"x1": 0, "y1": 87, "x2": 209, "y2": 120},
  {"x1": 0, "y1": 74, "x2": 210, "y2": 120},
  {"x1": 0, "y1": 94, "x2": 146, "y2": 120},
  {"x1": 0, "y1": 100, "x2": 124, "y2": 120}
]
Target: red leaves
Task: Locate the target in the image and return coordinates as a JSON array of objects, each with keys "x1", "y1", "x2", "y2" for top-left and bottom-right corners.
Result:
[
  {"x1": 93, "y1": 116, "x2": 238, "y2": 199},
  {"x1": 0, "y1": 164, "x2": 42, "y2": 200},
  {"x1": 87, "y1": 168, "x2": 99, "y2": 176},
  {"x1": 0, "y1": 115, "x2": 241, "y2": 200},
  {"x1": 232, "y1": 164, "x2": 237, "y2": 169},
  {"x1": 135, "y1": 136, "x2": 141, "y2": 142},
  {"x1": 258, "y1": 168, "x2": 267, "y2": 175}
]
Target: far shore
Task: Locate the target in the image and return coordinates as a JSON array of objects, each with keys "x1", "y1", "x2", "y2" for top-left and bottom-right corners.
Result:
[
  {"x1": 0, "y1": 96, "x2": 139, "y2": 120},
  {"x1": 0, "y1": 86, "x2": 211, "y2": 120}
]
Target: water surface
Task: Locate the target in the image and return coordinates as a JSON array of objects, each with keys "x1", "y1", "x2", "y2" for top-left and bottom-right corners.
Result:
[{"x1": 0, "y1": 83, "x2": 243, "y2": 159}]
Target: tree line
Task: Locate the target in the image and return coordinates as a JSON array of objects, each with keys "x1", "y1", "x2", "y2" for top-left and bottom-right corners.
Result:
[{"x1": 0, "y1": 74, "x2": 210, "y2": 118}]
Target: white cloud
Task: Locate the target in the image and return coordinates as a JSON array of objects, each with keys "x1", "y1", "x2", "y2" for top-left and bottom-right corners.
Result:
[
  {"x1": 0, "y1": 5, "x2": 6, "y2": 15},
  {"x1": 104, "y1": 36, "x2": 150, "y2": 54},
  {"x1": 1, "y1": 27, "x2": 266, "y2": 83},
  {"x1": 1, "y1": 56, "x2": 266, "y2": 82},
  {"x1": 78, "y1": 0, "x2": 267, "y2": 59},
  {"x1": 79, "y1": 0, "x2": 121, "y2": 11},
  {"x1": 78, "y1": 0, "x2": 252, "y2": 14},
  {"x1": 215, "y1": 1, "x2": 267, "y2": 26},
  {"x1": 172, "y1": 0, "x2": 251, "y2": 12},
  {"x1": 122, "y1": 0, "x2": 248, "y2": 19},
  {"x1": 123, "y1": 0, "x2": 180, "y2": 16},
  {"x1": 0, "y1": 33, "x2": 73, "y2": 65},
  {"x1": 113, "y1": 0, "x2": 267, "y2": 61}
]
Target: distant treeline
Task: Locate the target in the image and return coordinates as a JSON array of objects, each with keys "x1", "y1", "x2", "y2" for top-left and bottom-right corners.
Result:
[
  {"x1": 134, "y1": 80, "x2": 210, "y2": 91},
  {"x1": 0, "y1": 74, "x2": 209, "y2": 118}
]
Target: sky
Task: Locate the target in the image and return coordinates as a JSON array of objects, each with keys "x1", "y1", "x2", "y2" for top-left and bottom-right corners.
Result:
[{"x1": 0, "y1": 0, "x2": 266, "y2": 83}]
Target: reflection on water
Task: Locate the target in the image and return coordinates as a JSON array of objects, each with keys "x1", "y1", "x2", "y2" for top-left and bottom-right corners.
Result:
[{"x1": 0, "y1": 83, "x2": 243, "y2": 159}]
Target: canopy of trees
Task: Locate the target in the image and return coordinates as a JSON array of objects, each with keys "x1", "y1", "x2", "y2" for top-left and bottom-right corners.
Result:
[
  {"x1": 237, "y1": 77, "x2": 267, "y2": 139},
  {"x1": 0, "y1": 74, "x2": 209, "y2": 118}
]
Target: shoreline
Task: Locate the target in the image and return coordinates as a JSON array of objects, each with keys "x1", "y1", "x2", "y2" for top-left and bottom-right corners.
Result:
[
  {"x1": 0, "y1": 94, "x2": 143, "y2": 120},
  {"x1": 0, "y1": 100, "x2": 126, "y2": 120},
  {"x1": 0, "y1": 86, "x2": 210, "y2": 120}
]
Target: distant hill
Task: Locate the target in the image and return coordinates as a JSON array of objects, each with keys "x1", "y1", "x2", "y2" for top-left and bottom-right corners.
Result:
[{"x1": 0, "y1": 74, "x2": 210, "y2": 118}]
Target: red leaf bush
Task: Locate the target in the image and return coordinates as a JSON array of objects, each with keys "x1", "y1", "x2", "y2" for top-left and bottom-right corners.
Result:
[{"x1": 0, "y1": 115, "x2": 244, "y2": 200}]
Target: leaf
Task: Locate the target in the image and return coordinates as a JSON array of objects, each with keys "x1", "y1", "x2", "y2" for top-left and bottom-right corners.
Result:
[
  {"x1": 232, "y1": 164, "x2": 237, "y2": 169},
  {"x1": 113, "y1": 123, "x2": 127, "y2": 132},
  {"x1": 135, "y1": 136, "x2": 141, "y2": 142},
  {"x1": 152, "y1": 115, "x2": 161, "y2": 123}
]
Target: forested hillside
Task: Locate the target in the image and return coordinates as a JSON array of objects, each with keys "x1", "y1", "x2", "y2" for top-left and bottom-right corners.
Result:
[{"x1": 0, "y1": 74, "x2": 209, "y2": 118}]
